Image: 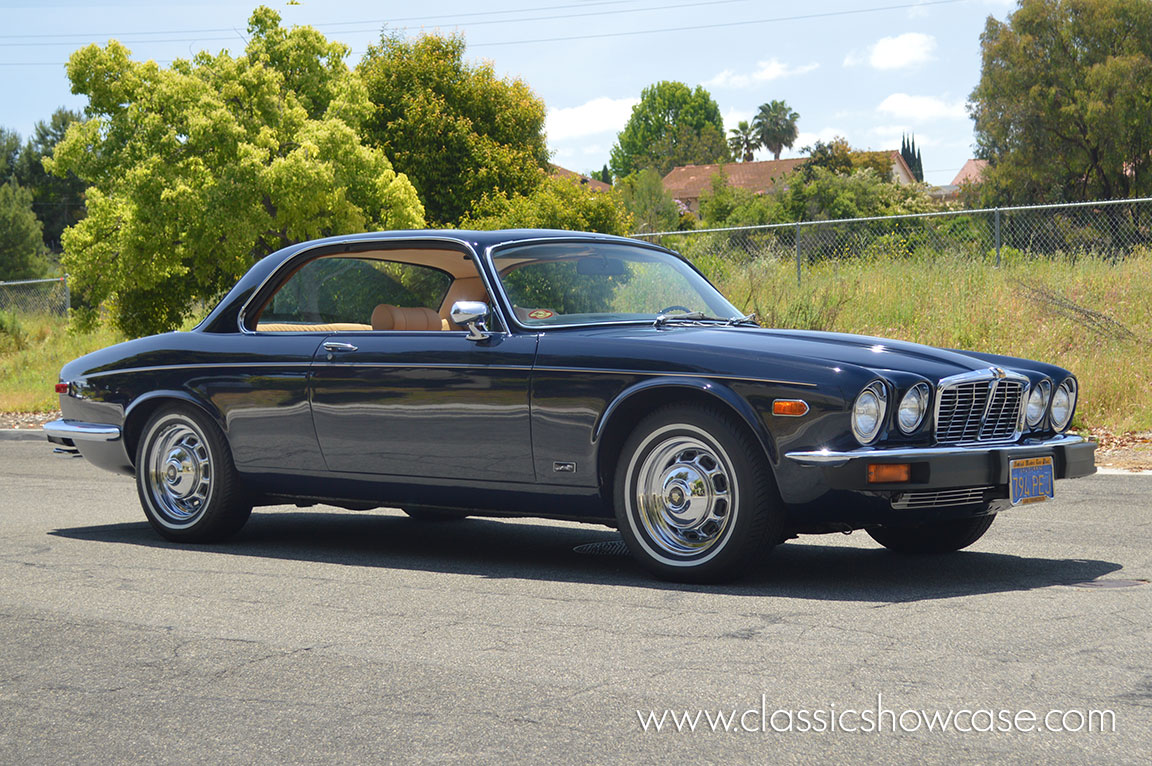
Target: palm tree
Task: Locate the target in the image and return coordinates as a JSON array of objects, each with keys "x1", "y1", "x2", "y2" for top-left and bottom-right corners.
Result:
[
  {"x1": 727, "y1": 121, "x2": 757, "y2": 162},
  {"x1": 752, "y1": 100, "x2": 800, "y2": 161}
]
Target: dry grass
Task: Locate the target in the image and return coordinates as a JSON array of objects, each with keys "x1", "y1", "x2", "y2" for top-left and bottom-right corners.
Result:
[
  {"x1": 702, "y1": 250, "x2": 1152, "y2": 433},
  {"x1": 0, "y1": 314, "x2": 123, "y2": 412}
]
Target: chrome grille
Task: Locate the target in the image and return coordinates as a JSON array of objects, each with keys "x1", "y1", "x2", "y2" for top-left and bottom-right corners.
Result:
[
  {"x1": 892, "y1": 487, "x2": 991, "y2": 510},
  {"x1": 936, "y1": 379, "x2": 1024, "y2": 444}
]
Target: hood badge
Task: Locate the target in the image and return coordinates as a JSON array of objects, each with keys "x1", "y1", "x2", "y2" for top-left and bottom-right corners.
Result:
[{"x1": 990, "y1": 367, "x2": 1007, "y2": 379}]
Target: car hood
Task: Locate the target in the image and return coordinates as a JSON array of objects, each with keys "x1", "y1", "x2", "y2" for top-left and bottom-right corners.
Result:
[{"x1": 567, "y1": 325, "x2": 1041, "y2": 384}]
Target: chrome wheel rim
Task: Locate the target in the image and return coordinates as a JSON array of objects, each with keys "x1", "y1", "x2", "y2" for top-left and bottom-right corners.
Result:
[
  {"x1": 633, "y1": 433, "x2": 737, "y2": 557},
  {"x1": 145, "y1": 420, "x2": 212, "y2": 528}
]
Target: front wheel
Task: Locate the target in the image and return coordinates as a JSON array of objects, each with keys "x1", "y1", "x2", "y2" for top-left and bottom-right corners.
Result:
[
  {"x1": 135, "y1": 405, "x2": 252, "y2": 542},
  {"x1": 614, "y1": 404, "x2": 782, "y2": 583},
  {"x1": 866, "y1": 513, "x2": 996, "y2": 554}
]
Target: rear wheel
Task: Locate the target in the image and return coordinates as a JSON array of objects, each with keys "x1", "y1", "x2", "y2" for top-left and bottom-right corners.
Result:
[
  {"x1": 614, "y1": 404, "x2": 781, "y2": 583},
  {"x1": 866, "y1": 512, "x2": 995, "y2": 554},
  {"x1": 135, "y1": 405, "x2": 251, "y2": 542}
]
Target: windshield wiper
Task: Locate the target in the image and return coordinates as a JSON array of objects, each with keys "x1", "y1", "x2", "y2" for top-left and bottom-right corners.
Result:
[{"x1": 654, "y1": 311, "x2": 759, "y2": 328}]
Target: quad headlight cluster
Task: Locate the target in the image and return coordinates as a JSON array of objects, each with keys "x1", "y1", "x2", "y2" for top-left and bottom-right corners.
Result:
[
  {"x1": 1026, "y1": 377, "x2": 1076, "y2": 432},
  {"x1": 897, "y1": 382, "x2": 931, "y2": 434},
  {"x1": 852, "y1": 381, "x2": 888, "y2": 445}
]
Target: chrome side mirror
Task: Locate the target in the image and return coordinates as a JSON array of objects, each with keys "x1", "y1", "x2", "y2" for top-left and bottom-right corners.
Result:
[{"x1": 451, "y1": 300, "x2": 490, "y2": 341}]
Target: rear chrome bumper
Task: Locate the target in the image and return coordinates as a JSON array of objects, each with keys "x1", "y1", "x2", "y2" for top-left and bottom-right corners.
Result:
[{"x1": 43, "y1": 419, "x2": 122, "y2": 442}]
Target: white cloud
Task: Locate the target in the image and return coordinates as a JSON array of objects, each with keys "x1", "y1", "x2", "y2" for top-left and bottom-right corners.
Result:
[
  {"x1": 704, "y1": 58, "x2": 818, "y2": 89},
  {"x1": 844, "y1": 33, "x2": 937, "y2": 71},
  {"x1": 783, "y1": 127, "x2": 846, "y2": 157},
  {"x1": 870, "y1": 33, "x2": 936, "y2": 70},
  {"x1": 545, "y1": 96, "x2": 638, "y2": 141},
  {"x1": 722, "y1": 107, "x2": 754, "y2": 133},
  {"x1": 876, "y1": 93, "x2": 966, "y2": 121}
]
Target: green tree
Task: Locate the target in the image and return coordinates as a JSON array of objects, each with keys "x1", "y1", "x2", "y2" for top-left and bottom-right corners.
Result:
[
  {"x1": 969, "y1": 0, "x2": 1152, "y2": 202},
  {"x1": 609, "y1": 81, "x2": 728, "y2": 178},
  {"x1": 617, "y1": 168, "x2": 680, "y2": 233},
  {"x1": 0, "y1": 128, "x2": 21, "y2": 181},
  {"x1": 0, "y1": 182, "x2": 51, "y2": 280},
  {"x1": 728, "y1": 120, "x2": 757, "y2": 162},
  {"x1": 460, "y1": 175, "x2": 632, "y2": 236},
  {"x1": 752, "y1": 100, "x2": 799, "y2": 160},
  {"x1": 698, "y1": 171, "x2": 788, "y2": 228},
  {"x1": 357, "y1": 31, "x2": 549, "y2": 226},
  {"x1": 48, "y1": 7, "x2": 423, "y2": 337},
  {"x1": 14, "y1": 109, "x2": 87, "y2": 252}
]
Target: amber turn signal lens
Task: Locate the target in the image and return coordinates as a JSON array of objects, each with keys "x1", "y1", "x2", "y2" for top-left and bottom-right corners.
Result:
[
  {"x1": 772, "y1": 399, "x2": 809, "y2": 417},
  {"x1": 55, "y1": 383, "x2": 69, "y2": 394},
  {"x1": 867, "y1": 463, "x2": 910, "y2": 483}
]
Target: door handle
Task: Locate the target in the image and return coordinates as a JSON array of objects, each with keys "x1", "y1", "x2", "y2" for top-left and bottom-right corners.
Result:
[{"x1": 323, "y1": 341, "x2": 358, "y2": 353}]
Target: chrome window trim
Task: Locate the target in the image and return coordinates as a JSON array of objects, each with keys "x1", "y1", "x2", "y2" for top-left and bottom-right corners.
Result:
[
  {"x1": 482, "y1": 236, "x2": 737, "y2": 333},
  {"x1": 235, "y1": 236, "x2": 515, "y2": 336},
  {"x1": 933, "y1": 367, "x2": 1030, "y2": 445}
]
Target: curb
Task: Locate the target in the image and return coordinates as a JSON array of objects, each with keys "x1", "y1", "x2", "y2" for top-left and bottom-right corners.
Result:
[{"x1": 0, "y1": 429, "x2": 46, "y2": 442}]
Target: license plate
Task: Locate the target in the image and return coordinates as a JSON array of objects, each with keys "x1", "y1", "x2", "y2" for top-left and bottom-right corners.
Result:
[{"x1": 1009, "y1": 456, "x2": 1055, "y2": 505}]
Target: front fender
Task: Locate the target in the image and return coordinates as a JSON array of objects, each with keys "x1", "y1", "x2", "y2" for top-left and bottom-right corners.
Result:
[{"x1": 593, "y1": 376, "x2": 779, "y2": 464}]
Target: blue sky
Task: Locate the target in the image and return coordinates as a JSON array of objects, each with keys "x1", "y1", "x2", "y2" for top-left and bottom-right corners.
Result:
[{"x1": 1, "y1": 0, "x2": 1017, "y2": 186}]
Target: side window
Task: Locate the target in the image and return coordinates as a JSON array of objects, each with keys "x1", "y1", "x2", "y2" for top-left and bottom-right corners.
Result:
[{"x1": 255, "y1": 256, "x2": 452, "y2": 331}]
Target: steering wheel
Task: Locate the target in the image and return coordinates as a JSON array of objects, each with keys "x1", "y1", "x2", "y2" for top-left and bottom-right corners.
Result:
[{"x1": 657, "y1": 305, "x2": 692, "y2": 315}]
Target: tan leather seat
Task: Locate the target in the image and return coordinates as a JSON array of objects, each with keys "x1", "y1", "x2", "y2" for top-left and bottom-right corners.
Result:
[
  {"x1": 371, "y1": 304, "x2": 444, "y2": 331},
  {"x1": 439, "y1": 277, "x2": 489, "y2": 329}
]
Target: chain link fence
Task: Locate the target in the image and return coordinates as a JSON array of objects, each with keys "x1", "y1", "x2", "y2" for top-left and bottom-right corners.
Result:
[
  {"x1": 0, "y1": 276, "x2": 70, "y2": 317},
  {"x1": 632, "y1": 197, "x2": 1152, "y2": 283}
]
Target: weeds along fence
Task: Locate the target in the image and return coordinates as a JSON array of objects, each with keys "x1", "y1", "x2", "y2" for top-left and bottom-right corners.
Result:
[
  {"x1": 0, "y1": 276, "x2": 70, "y2": 317},
  {"x1": 631, "y1": 197, "x2": 1152, "y2": 283}
]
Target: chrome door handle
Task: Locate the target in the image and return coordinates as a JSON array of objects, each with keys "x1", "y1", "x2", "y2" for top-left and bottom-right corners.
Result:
[{"x1": 323, "y1": 341, "x2": 358, "y2": 353}]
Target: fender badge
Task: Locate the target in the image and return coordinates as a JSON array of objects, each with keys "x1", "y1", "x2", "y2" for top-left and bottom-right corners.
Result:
[{"x1": 553, "y1": 461, "x2": 576, "y2": 473}]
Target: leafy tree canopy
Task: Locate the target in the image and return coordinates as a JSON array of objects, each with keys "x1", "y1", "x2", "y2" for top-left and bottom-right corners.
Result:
[
  {"x1": 698, "y1": 171, "x2": 789, "y2": 229},
  {"x1": 728, "y1": 121, "x2": 757, "y2": 163},
  {"x1": 13, "y1": 108, "x2": 87, "y2": 252},
  {"x1": 617, "y1": 168, "x2": 681, "y2": 233},
  {"x1": 752, "y1": 100, "x2": 799, "y2": 161},
  {"x1": 48, "y1": 6, "x2": 423, "y2": 337},
  {"x1": 969, "y1": 0, "x2": 1152, "y2": 203},
  {"x1": 610, "y1": 81, "x2": 729, "y2": 178},
  {"x1": 0, "y1": 182, "x2": 51, "y2": 281},
  {"x1": 1, "y1": 128, "x2": 21, "y2": 181},
  {"x1": 357, "y1": 31, "x2": 549, "y2": 226},
  {"x1": 460, "y1": 175, "x2": 632, "y2": 236}
]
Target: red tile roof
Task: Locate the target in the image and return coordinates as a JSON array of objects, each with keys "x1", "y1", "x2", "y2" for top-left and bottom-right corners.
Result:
[
  {"x1": 662, "y1": 158, "x2": 807, "y2": 202},
  {"x1": 951, "y1": 159, "x2": 988, "y2": 186},
  {"x1": 549, "y1": 165, "x2": 612, "y2": 192}
]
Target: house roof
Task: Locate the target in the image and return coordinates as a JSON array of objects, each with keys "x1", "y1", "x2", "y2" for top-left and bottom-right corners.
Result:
[
  {"x1": 951, "y1": 159, "x2": 988, "y2": 186},
  {"x1": 662, "y1": 158, "x2": 807, "y2": 201},
  {"x1": 549, "y1": 164, "x2": 612, "y2": 192}
]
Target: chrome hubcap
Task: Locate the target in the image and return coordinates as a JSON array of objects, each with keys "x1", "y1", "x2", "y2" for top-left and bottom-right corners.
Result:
[
  {"x1": 145, "y1": 421, "x2": 212, "y2": 527},
  {"x1": 635, "y1": 435, "x2": 736, "y2": 556}
]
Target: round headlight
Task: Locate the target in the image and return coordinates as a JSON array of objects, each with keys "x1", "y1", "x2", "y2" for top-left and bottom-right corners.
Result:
[
  {"x1": 897, "y1": 383, "x2": 930, "y2": 433},
  {"x1": 1026, "y1": 380, "x2": 1051, "y2": 427},
  {"x1": 1050, "y1": 378, "x2": 1076, "y2": 431},
  {"x1": 852, "y1": 382, "x2": 887, "y2": 444}
]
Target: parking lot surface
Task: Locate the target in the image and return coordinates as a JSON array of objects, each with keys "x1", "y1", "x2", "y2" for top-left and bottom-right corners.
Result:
[{"x1": 1, "y1": 440, "x2": 1149, "y2": 763}]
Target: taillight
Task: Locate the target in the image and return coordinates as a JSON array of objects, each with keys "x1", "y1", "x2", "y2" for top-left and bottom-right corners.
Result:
[{"x1": 55, "y1": 382, "x2": 69, "y2": 394}]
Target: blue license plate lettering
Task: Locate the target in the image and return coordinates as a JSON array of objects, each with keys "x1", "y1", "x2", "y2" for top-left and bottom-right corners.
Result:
[{"x1": 1009, "y1": 457, "x2": 1055, "y2": 505}]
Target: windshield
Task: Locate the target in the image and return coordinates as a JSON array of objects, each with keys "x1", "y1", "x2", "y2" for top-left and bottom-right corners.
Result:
[{"x1": 490, "y1": 241, "x2": 742, "y2": 327}]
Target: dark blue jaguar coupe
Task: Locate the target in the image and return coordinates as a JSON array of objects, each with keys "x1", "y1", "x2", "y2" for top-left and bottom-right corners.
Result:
[{"x1": 45, "y1": 229, "x2": 1096, "y2": 582}]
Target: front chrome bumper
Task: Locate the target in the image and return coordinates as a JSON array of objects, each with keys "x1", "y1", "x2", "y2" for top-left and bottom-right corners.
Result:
[
  {"x1": 785, "y1": 434, "x2": 1090, "y2": 467},
  {"x1": 43, "y1": 419, "x2": 122, "y2": 442}
]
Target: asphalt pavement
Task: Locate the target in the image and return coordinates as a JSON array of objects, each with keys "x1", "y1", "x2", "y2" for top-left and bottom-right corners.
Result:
[{"x1": 1, "y1": 439, "x2": 1149, "y2": 764}]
